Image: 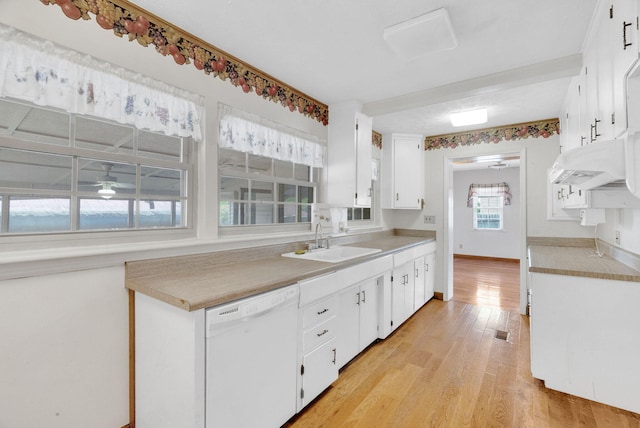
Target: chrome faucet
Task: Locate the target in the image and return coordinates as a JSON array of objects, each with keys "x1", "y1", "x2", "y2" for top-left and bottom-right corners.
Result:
[{"x1": 315, "y1": 223, "x2": 322, "y2": 249}]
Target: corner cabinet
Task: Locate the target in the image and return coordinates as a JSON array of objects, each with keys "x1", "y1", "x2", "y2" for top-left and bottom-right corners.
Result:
[
  {"x1": 327, "y1": 104, "x2": 373, "y2": 207},
  {"x1": 381, "y1": 133, "x2": 424, "y2": 209}
]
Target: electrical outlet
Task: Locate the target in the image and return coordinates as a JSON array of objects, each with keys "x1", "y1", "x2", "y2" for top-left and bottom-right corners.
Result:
[
  {"x1": 424, "y1": 215, "x2": 436, "y2": 224},
  {"x1": 615, "y1": 230, "x2": 621, "y2": 245}
]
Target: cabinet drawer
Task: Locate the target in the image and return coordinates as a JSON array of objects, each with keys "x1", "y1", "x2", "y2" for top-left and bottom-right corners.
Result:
[
  {"x1": 301, "y1": 295, "x2": 338, "y2": 329},
  {"x1": 302, "y1": 317, "x2": 337, "y2": 354}
]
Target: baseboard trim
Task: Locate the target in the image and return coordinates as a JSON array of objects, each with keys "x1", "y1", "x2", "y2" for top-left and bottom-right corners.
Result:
[{"x1": 453, "y1": 254, "x2": 520, "y2": 263}]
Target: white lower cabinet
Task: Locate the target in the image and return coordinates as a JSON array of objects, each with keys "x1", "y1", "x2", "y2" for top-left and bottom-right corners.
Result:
[
  {"x1": 390, "y1": 243, "x2": 436, "y2": 332},
  {"x1": 300, "y1": 337, "x2": 338, "y2": 409},
  {"x1": 336, "y1": 276, "x2": 380, "y2": 368},
  {"x1": 391, "y1": 260, "x2": 415, "y2": 330},
  {"x1": 297, "y1": 279, "x2": 339, "y2": 412},
  {"x1": 530, "y1": 272, "x2": 640, "y2": 414},
  {"x1": 424, "y1": 251, "x2": 435, "y2": 302}
]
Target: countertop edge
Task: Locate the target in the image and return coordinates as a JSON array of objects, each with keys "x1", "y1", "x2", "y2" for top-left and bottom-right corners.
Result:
[{"x1": 126, "y1": 231, "x2": 436, "y2": 311}]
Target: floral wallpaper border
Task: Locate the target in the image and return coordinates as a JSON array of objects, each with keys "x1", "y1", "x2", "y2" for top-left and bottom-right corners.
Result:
[
  {"x1": 40, "y1": 0, "x2": 330, "y2": 126},
  {"x1": 424, "y1": 118, "x2": 560, "y2": 151}
]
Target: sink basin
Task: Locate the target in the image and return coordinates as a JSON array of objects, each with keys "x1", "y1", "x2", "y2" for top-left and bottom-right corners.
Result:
[{"x1": 281, "y1": 245, "x2": 382, "y2": 263}]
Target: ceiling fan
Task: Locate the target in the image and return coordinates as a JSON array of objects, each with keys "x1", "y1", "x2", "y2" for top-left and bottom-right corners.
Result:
[{"x1": 80, "y1": 163, "x2": 135, "y2": 199}]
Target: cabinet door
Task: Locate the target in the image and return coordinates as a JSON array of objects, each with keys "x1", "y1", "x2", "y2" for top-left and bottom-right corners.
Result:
[
  {"x1": 355, "y1": 113, "x2": 372, "y2": 207},
  {"x1": 358, "y1": 277, "x2": 379, "y2": 351},
  {"x1": 394, "y1": 135, "x2": 423, "y2": 208},
  {"x1": 424, "y1": 252, "x2": 435, "y2": 302},
  {"x1": 390, "y1": 266, "x2": 406, "y2": 332},
  {"x1": 413, "y1": 256, "x2": 426, "y2": 310},
  {"x1": 612, "y1": 0, "x2": 639, "y2": 137},
  {"x1": 336, "y1": 284, "x2": 360, "y2": 368},
  {"x1": 300, "y1": 337, "x2": 338, "y2": 409},
  {"x1": 391, "y1": 262, "x2": 413, "y2": 330}
]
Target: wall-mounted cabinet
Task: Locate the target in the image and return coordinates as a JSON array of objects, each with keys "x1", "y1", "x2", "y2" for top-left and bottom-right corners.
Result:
[
  {"x1": 327, "y1": 103, "x2": 372, "y2": 207},
  {"x1": 561, "y1": 0, "x2": 639, "y2": 148},
  {"x1": 381, "y1": 133, "x2": 424, "y2": 209}
]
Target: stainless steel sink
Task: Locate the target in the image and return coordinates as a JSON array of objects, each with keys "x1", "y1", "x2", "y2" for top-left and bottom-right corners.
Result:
[{"x1": 281, "y1": 245, "x2": 381, "y2": 263}]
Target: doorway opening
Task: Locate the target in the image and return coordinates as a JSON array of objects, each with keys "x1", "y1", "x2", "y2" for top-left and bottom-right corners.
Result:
[{"x1": 442, "y1": 150, "x2": 528, "y2": 314}]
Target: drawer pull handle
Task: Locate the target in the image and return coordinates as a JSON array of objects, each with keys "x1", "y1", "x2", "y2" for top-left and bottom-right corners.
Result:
[
  {"x1": 332, "y1": 348, "x2": 337, "y2": 364},
  {"x1": 317, "y1": 329, "x2": 328, "y2": 337},
  {"x1": 317, "y1": 308, "x2": 328, "y2": 315}
]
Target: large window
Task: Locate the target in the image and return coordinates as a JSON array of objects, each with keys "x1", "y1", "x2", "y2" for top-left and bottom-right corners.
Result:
[
  {"x1": 0, "y1": 99, "x2": 192, "y2": 235},
  {"x1": 219, "y1": 148, "x2": 318, "y2": 227}
]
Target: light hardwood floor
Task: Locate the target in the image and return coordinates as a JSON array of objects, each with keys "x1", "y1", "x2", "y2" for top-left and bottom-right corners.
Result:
[
  {"x1": 452, "y1": 255, "x2": 520, "y2": 312},
  {"x1": 284, "y1": 260, "x2": 640, "y2": 427}
]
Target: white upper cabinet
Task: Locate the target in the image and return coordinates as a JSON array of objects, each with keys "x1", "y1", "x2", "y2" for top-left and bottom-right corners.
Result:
[
  {"x1": 327, "y1": 103, "x2": 372, "y2": 207},
  {"x1": 571, "y1": 0, "x2": 639, "y2": 145},
  {"x1": 381, "y1": 133, "x2": 424, "y2": 209}
]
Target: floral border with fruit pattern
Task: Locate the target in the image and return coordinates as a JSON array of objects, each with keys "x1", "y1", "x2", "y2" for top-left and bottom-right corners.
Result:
[
  {"x1": 39, "y1": 0, "x2": 330, "y2": 126},
  {"x1": 424, "y1": 118, "x2": 559, "y2": 151}
]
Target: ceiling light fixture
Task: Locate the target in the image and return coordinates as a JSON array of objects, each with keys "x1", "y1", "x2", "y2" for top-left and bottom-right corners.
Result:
[
  {"x1": 383, "y1": 8, "x2": 457, "y2": 60},
  {"x1": 488, "y1": 162, "x2": 508, "y2": 170},
  {"x1": 450, "y1": 108, "x2": 488, "y2": 127}
]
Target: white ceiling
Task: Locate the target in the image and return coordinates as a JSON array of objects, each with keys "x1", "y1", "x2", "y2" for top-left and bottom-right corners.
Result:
[{"x1": 130, "y1": 0, "x2": 598, "y2": 136}]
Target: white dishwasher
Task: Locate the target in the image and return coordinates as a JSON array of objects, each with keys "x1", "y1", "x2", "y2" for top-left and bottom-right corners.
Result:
[{"x1": 205, "y1": 284, "x2": 299, "y2": 428}]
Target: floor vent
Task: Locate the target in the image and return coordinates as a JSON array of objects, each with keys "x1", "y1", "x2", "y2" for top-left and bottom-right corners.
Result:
[{"x1": 495, "y1": 330, "x2": 509, "y2": 341}]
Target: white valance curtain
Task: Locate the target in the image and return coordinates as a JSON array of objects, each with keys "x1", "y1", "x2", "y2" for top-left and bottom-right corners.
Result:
[
  {"x1": 467, "y1": 182, "x2": 512, "y2": 207},
  {"x1": 218, "y1": 104, "x2": 326, "y2": 168},
  {"x1": 0, "y1": 24, "x2": 204, "y2": 141}
]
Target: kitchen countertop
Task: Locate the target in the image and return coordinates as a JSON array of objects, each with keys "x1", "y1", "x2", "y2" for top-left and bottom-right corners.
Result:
[
  {"x1": 126, "y1": 229, "x2": 435, "y2": 311},
  {"x1": 528, "y1": 244, "x2": 640, "y2": 282}
]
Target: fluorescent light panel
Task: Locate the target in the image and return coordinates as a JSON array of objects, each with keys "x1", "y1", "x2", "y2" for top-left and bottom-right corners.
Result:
[
  {"x1": 450, "y1": 108, "x2": 488, "y2": 127},
  {"x1": 383, "y1": 8, "x2": 457, "y2": 60}
]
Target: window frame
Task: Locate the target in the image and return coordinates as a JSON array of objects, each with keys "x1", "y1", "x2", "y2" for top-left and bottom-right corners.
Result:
[
  {"x1": 0, "y1": 98, "x2": 196, "y2": 242},
  {"x1": 473, "y1": 195, "x2": 504, "y2": 231},
  {"x1": 218, "y1": 148, "x2": 320, "y2": 234}
]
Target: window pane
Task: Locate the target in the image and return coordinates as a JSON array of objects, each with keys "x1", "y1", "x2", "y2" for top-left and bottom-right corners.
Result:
[
  {"x1": 220, "y1": 176, "x2": 249, "y2": 201},
  {"x1": 219, "y1": 149, "x2": 247, "y2": 175},
  {"x1": 219, "y1": 201, "x2": 249, "y2": 225},
  {"x1": 252, "y1": 181, "x2": 273, "y2": 202},
  {"x1": 8, "y1": 197, "x2": 70, "y2": 233},
  {"x1": 278, "y1": 204, "x2": 296, "y2": 223},
  {"x1": 75, "y1": 117, "x2": 133, "y2": 154},
  {"x1": 78, "y1": 198, "x2": 133, "y2": 230},
  {"x1": 274, "y1": 160, "x2": 292, "y2": 179},
  {"x1": 252, "y1": 203, "x2": 274, "y2": 224},
  {"x1": 12, "y1": 105, "x2": 70, "y2": 146},
  {"x1": 347, "y1": 208, "x2": 353, "y2": 221},
  {"x1": 294, "y1": 164, "x2": 310, "y2": 181},
  {"x1": 298, "y1": 204, "x2": 311, "y2": 223},
  {"x1": 298, "y1": 186, "x2": 314, "y2": 204},
  {"x1": 139, "y1": 200, "x2": 182, "y2": 228},
  {"x1": 362, "y1": 208, "x2": 371, "y2": 220},
  {"x1": 78, "y1": 160, "x2": 136, "y2": 197},
  {"x1": 353, "y1": 208, "x2": 362, "y2": 220},
  {"x1": 248, "y1": 154, "x2": 272, "y2": 176},
  {"x1": 138, "y1": 130, "x2": 182, "y2": 161},
  {"x1": 141, "y1": 167, "x2": 183, "y2": 197},
  {"x1": 0, "y1": 148, "x2": 72, "y2": 191},
  {"x1": 278, "y1": 184, "x2": 296, "y2": 203}
]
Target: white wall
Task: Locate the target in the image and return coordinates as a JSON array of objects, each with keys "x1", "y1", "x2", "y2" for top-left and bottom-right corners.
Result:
[
  {"x1": 0, "y1": 1, "x2": 328, "y2": 426},
  {"x1": 0, "y1": 267, "x2": 129, "y2": 428},
  {"x1": 453, "y1": 167, "x2": 520, "y2": 259}
]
